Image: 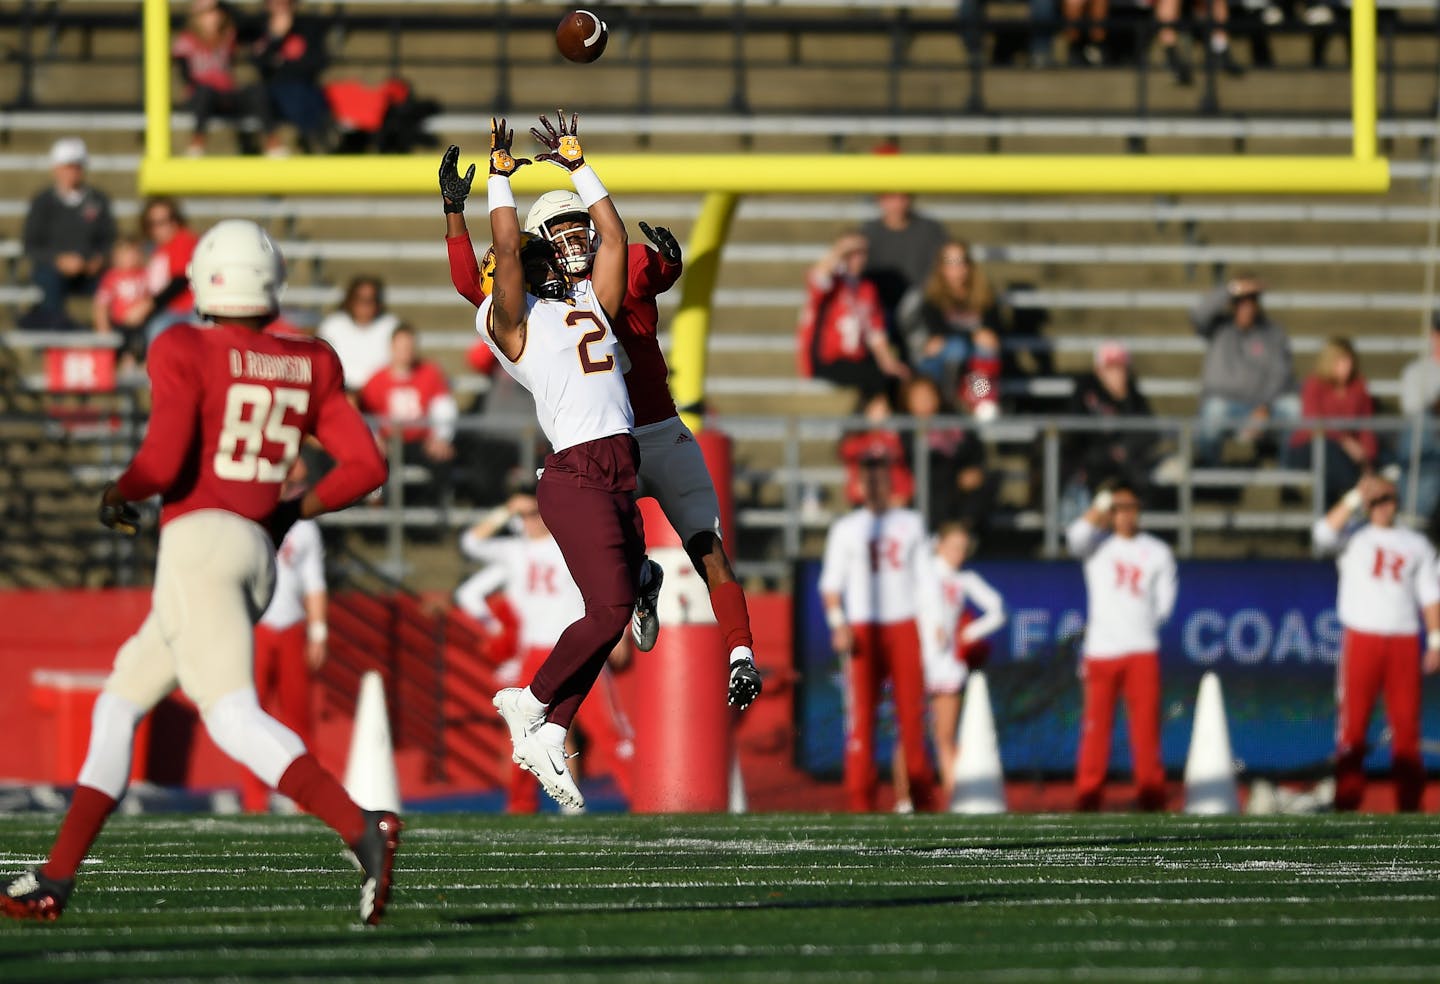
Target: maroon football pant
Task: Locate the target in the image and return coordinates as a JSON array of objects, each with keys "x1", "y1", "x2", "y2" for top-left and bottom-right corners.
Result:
[
  {"x1": 1335, "y1": 628, "x2": 1424, "y2": 812},
  {"x1": 531, "y1": 464, "x2": 645, "y2": 731}
]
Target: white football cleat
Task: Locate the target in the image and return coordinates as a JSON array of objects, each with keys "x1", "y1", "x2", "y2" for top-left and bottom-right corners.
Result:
[
  {"x1": 515, "y1": 730, "x2": 585, "y2": 811},
  {"x1": 493, "y1": 688, "x2": 545, "y2": 764},
  {"x1": 631, "y1": 558, "x2": 664, "y2": 652}
]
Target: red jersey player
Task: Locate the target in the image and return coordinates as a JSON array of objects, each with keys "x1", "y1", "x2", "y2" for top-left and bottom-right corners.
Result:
[
  {"x1": 439, "y1": 144, "x2": 763, "y2": 711},
  {"x1": 0, "y1": 221, "x2": 399, "y2": 926}
]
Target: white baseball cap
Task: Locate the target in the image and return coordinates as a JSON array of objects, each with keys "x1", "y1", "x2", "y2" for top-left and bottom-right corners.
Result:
[{"x1": 49, "y1": 137, "x2": 88, "y2": 168}]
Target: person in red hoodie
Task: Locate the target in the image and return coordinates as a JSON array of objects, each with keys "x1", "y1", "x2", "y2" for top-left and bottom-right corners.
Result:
[
  {"x1": 437, "y1": 145, "x2": 762, "y2": 711},
  {"x1": 359, "y1": 323, "x2": 459, "y2": 505},
  {"x1": 0, "y1": 220, "x2": 397, "y2": 926},
  {"x1": 1288, "y1": 336, "x2": 1378, "y2": 506},
  {"x1": 138, "y1": 196, "x2": 201, "y2": 355}
]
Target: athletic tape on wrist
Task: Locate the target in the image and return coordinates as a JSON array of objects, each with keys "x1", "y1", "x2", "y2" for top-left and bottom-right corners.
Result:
[
  {"x1": 487, "y1": 175, "x2": 515, "y2": 213},
  {"x1": 825, "y1": 607, "x2": 847, "y2": 631},
  {"x1": 571, "y1": 165, "x2": 609, "y2": 208},
  {"x1": 308, "y1": 622, "x2": 328, "y2": 644},
  {"x1": 1428, "y1": 630, "x2": 1440, "y2": 652}
]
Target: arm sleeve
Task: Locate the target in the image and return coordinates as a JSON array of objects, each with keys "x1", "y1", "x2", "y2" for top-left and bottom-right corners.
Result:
[
  {"x1": 294, "y1": 521, "x2": 327, "y2": 596},
  {"x1": 454, "y1": 570, "x2": 504, "y2": 624},
  {"x1": 1257, "y1": 329, "x2": 1295, "y2": 405},
  {"x1": 1190, "y1": 286, "x2": 1230, "y2": 339},
  {"x1": 1418, "y1": 543, "x2": 1440, "y2": 608},
  {"x1": 22, "y1": 195, "x2": 54, "y2": 266},
  {"x1": 447, "y1": 234, "x2": 486, "y2": 307},
  {"x1": 114, "y1": 333, "x2": 202, "y2": 501},
  {"x1": 629, "y1": 244, "x2": 681, "y2": 298},
  {"x1": 1153, "y1": 549, "x2": 1179, "y2": 625},
  {"x1": 459, "y1": 529, "x2": 514, "y2": 563},
  {"x1": 817, "y1": 523, "x2": 847, "y2": 598},
  {"x1": 310, "y1": 359, "x2": 388, "y2": 511},
  {"x1": 958, "y1": 572, "x2": 1007, "y2": 644},
  {"x1": 1064, "y1": 516, "x2": 1104, "y2": 558},
  {"x1": 1311, "y1": 517, "x2": 1345, "y2": 554},
  {"x1": 89, "y1": 194, "x2": 116, "y2": 260},
  {"x1": 429, "y1": 392, "x2": 459, "y2": 444}
]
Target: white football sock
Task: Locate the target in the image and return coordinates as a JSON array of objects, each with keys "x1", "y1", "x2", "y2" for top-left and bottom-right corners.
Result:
[
  {"x1": 729, "y1": 646, "x2": 755, "y2": 666},
  {"x1": 76, "y1": 692, "x2": 146, "y2": 799},
  {"x1": 202, "y1": 688, "x2": 307, "y2": 788}
]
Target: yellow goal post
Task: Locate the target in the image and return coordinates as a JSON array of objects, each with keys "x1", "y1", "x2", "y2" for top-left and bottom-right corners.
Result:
[{"x1": 139, "y1": 0, "x2": 1390, "y2": 427}]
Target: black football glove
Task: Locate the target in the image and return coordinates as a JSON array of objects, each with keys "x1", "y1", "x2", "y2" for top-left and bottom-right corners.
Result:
[
  {"x1": 98, "y1": 482, "x2": 140, "y2": 536},
  {"x1": 439, "y1": 144, "x2": 476, "y2": 214},
  {"x1": 639, "y1": 221, "x2": 682, "y2": 266}
]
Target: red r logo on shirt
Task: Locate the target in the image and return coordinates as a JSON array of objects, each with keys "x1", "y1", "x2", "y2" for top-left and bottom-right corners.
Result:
[
  {"x1": 868, "y1": 538, "x2": 904, "y2": 573},
  {"x1": 528, "y1": 563, "x2": 558, "y2": 596},
  {"x1": 1114, "y1": 561, "x2": 1143, "y2": 596},
  {"x1": 1371, "y1": 548, "x2": 1406, "y2": 582}
]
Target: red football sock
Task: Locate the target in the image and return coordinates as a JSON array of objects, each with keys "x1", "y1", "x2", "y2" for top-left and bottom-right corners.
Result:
[
  {"x1": 277, "y1": 754, "x2": 367, "y2": 845},
  {"x1": 42, "y1": 785, "x2": 118, "y2": 882},
  {"x1": 708, "y1": 580, "x2": 754, "y2": 654}
]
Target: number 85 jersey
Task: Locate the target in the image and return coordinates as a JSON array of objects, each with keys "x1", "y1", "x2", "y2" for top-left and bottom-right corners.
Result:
[
  {"x1": 113, "y1": 322, "x2": 384, "y2": 530},
  {"x1": 477, "y1": 279, "x2": 634, "y2": 453}
]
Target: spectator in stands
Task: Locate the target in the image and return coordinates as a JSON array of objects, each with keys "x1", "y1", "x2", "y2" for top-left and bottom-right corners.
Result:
[
  {"x1": 1061, "y1": 0, "x2": 1107, "y2": 66},
  {"x1": 899, "y1": 375, "x2": 995, "y2": 533},
  {"x1": 860, "y1": 158, "x2": 949, "y2": 341},
  {"x1": 1154, "y1": 0, "x2": 1245, "y2": 84},
  {"x1": 359, "y1": 323, "x2": 458, "y2": 502},
  {"x1": 140, "y1": 197, "x2": 201, "y2": 349},
  {"x1": 1289, "y1": 337, "x2": 1378, "y2": 507},
  {"x1": 173, "y1": 0, "x2": 272, "y2": 156},
  {"x1": 20, "y1": 138, "x2": 116, "y2": 330},
  {"x1": 798, "y1": 232, "x2": 909, "y2": 396},
  {"x1": 902, "y1": 241, "x2": 1003, "y2": 407},
  {"x1": 1398, "y1": 317, "x2": 1440, "y2": 522},
  {"x1": 92, "y1": 237, "x2": 150, "y2": 367},
  {"x1": 247, "y1": 0, "x2": 332, "y2": 154},
  {"x1": 838, "y1": 388, "x2": 915, "y2": 509},
  {"x1": 319, "y1": 275, "x2": 400, "y2": 391},
  {"x1": 1191, "y1": 274, "x2": 1299, "y2": 466},
  {"x1": 1061, "y1": 340, "x2": 1158, "y2": 521}
]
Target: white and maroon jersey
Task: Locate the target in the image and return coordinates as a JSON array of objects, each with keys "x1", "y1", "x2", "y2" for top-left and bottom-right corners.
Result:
[
  {"x1": 1313, "y1": 519, "x2": 1440, "y2": 636},
  {"x1": 457, "y1": 533, "x2": 583, "y2": 650},
  {"x1": 919, "y1": 556, "x2": 1006, "y2": 690},
  {"x1": 259, "y1": 519, "x2": 325, "y2": 630},
  {"x1": 1066, "y1": 517, "x2": 1178, "y2": 659},
  {"x1": 819, "y1": 506, "x2": 930, "y2": 626},
  {"x1": 476, "y1": 279, "x2": 633, "y2": 452}
]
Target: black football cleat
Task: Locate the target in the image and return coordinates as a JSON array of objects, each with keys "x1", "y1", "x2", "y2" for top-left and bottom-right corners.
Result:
[
  {"x1": 351, "y1": 811, "x2": 401, "y2": 926},
  {"x1": 631, "y1": 559, "x2": 664, "y2": 652},
  {"x1": 728, "y1": 657, "x2": 763, "y2": 710},
  {"x1": 0, "y1": 869, "x2": 73, "y2": 922}
]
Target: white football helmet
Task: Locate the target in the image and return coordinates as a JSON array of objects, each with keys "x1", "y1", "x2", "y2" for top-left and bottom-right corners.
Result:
[
  {"x1": 524, "y1": 190, "x2": 594, "y2": 276},
  {"x1": 188, "y1": 219, "x2": 286, "y2": 319}
]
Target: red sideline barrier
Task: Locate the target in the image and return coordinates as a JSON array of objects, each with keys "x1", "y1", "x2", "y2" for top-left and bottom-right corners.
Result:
[{"x1": 628, "y1": 431, "x2": 736, "y2": 812}]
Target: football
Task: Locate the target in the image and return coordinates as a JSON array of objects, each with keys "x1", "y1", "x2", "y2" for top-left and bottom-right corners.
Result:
[{"x1": 555, "y1": 9, "x2": 608, "y2": 63}]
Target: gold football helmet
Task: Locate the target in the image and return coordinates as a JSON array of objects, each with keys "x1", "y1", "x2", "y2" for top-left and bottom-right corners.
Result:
[{"x1": 479, "y1": 231, "x2": 568, "y2": 300}]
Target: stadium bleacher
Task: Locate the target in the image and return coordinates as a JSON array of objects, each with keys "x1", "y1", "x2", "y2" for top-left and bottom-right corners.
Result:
[{"x1": 2, "y1": 1, "x2": 1439, "y2": 589}]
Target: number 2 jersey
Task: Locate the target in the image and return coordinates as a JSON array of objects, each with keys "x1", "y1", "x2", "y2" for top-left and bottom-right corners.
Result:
[
  {"x1": 113, "y1": 322, "x2": 386, "y2": 530},
  {"x1": 476, "y1": 279, "x2": 633, "y2": 453}
]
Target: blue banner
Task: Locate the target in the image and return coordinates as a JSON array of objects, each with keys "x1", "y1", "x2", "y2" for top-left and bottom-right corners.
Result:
[{"x1": 794, "y1": 558, "x2": 1438, "y2": 779}]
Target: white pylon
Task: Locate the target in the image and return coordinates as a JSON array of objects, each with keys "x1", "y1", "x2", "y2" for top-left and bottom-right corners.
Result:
[
  {"x1": 949, "y1": 671, "x2": 1006, "y2": 814},
  {"x1": 343, "y1": 670, "x2": 401, "y2": 814},
  {"x1": 1183, "y1": 671, "x2": 1240, "y2": 815}
]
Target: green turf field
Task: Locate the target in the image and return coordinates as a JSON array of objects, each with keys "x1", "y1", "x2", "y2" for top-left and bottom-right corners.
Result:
[{"x1": 2, "y1": 812, "x2": 1439, "y2": 982}]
